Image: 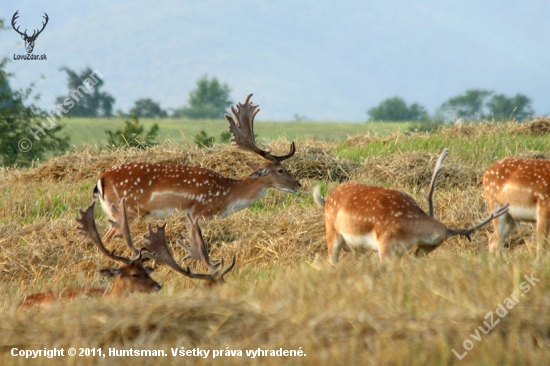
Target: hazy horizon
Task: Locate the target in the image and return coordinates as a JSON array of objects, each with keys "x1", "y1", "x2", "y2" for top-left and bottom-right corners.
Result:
[{"x1": 1, "y1": 1, "x2": 549, "y2": 121}]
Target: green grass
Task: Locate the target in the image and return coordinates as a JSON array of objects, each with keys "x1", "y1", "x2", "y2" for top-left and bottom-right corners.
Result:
[
  {"x1": 59, "y1": 117, "x2": 411, "y2": 147},
  {"x1": 335, "y1": 127, "x2": 550, "y2": 170}
]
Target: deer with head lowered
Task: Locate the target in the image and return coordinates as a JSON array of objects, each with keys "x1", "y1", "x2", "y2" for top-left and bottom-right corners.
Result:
[
  {"x1": 313, "y1": 149, "x2": 510, "y2": 262},
  {"x1": 19, "y1": 199, "x2": 162, "y2": 309},
  {"x1": 483, "y1": 157, "x2": 550, "y2": 258},
  {"x1": 143, "y1": 213, "x2": 235, "y2": 286},
  {"x1": 94, "y1": 94, "x2": 301, "y2": 241}
]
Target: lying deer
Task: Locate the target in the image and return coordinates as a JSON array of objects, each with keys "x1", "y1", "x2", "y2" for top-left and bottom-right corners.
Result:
[
  {"x1": 143, "y1": 213, "x2": 235, "y2": 286},
  {"x1": 20, "y1": 199, "x2": 161, "y2": 308},
  {"x1": 94, "y1": 94, "x2": 301, "y2": 241},
  {"x1": 313, "y1": 149, "x2": 510, "y2": 262},
  {"x1": 483, "y1": 157, "x2": 550, "y2": 258}
]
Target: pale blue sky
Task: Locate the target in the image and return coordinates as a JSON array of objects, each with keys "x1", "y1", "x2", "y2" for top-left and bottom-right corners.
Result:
[{"x1": 1, "y1": 0, "x2": 549, "y2": 120}]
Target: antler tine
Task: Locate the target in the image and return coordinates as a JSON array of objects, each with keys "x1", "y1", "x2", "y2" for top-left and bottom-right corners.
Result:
[
  {"x1": 427, "y1": 148, "x2": 449, "y2": 217},
  {"x1": 450, "y1": 202, "x2": 510, "y2": 241},
  {"x1": 176, "y1": 214, "x2": 220, "y2": 273},
  {"x1": 107, "y1": 198, "x2": 140, "y2": 258},
  {"x1": 213, "y1": 255, "x2": 236, "y2": 282},
  {"x1": 225, "y1": 93, "x2": 296, "y2": 163},
  {"x1": 36, "y1": 13, "x2": 49, "y2": 36},
  {"x1": 11, "y1": 11, "x2": 26, "y2": 37},
  {"x1": 75, "y1": 201, "x2": 131, "y2": 264},
  {"x1": 142, "y1": 223, "x2": 215, "y2": 282}
]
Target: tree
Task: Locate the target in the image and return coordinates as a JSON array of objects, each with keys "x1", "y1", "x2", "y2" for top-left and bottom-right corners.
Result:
[
  {"x1": 129, "y1": 98, "x2": 167, "y2": 118},
  {"x1": 176, "y1": 75, "x2": 232, "y2": 119},
  {"x1": 367, "y1": 97, "x2": 428, "y2": 121},
  {"x1": 0, "y1": 19, "x2": 68, "y2": 166},
  {"x1": 438, "y1": 89, "x2": 493, "y2": 121},
  {"x1": 437, "y1": 89, "x2": 535, "y2": 122},
  {"x1": 105, "y1": 115, "x2": 159, "y2": 149},
  {"x1": 55, "y1": 66, "x2": 115, "y2": 117},
  {"x1": 486, "y1": 93, "x2": 533, "y2": 121}
]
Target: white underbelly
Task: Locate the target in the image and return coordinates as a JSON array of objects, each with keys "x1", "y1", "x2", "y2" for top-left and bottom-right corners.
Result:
[
  {"x1": 340, "y1": 231, "x2": 380, "y2": 251},
  {"x1": 509, "y1": 206, "x2": 537, "y2": 222}
]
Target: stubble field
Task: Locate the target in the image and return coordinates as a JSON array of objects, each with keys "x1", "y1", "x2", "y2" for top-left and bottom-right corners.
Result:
[{"x1": 1, "y1": 120, "x2": 550, "y2": 365}]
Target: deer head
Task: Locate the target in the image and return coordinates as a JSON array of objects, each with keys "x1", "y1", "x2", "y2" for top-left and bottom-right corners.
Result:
[{"x1": 12, "y1": 11, "x2": 49, "y2": 54}]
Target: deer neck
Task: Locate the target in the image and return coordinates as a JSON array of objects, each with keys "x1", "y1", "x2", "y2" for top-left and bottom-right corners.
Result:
[
  {"x1": 108, "y1": 279, "x2": 130, "y2": 297},
  {"x1": 218, "y1": 176, "x2": 269, "y2": 217}
]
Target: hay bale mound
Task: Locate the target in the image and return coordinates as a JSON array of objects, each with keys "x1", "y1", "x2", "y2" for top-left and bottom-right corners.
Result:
[
  {"x1": 353, "y1": 151, "x2": 481, "y2": 189},
  {"x1": 511, "y1": 118, "x2": 550, "y2": 136}
]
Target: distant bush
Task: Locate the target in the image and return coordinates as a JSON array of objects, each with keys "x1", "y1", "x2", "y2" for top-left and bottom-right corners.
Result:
[
  {"x1": 367, "y1": 97, "x2": 428, "y2": 121},
  {"x1": 105, "y1": 115, "x2": 159, "y2": 149}
]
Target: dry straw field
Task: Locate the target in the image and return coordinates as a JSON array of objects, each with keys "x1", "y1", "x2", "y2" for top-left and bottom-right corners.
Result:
[{"x1": 1, "y1": 120, "x2": 550, "y2": 365}]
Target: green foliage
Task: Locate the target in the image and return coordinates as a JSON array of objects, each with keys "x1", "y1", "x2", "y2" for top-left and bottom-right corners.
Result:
[
  {"x1": 193, "y1": 130, "x2": 233, "y2": 148},
  {"x1": 219, "y1": 131, "x2": 232, "y2": 143},
  {"x1": 105, "y1": 115, "x2": 159, "y2": 149},
  {"x1": 193, "y1": 130, "x2": 215, "y2": 148},
  {"x1": 129, "y1": 98, "x2": 167, "y2": 118},
  {"x1": 176, "y1": 75, "x2": 232, "y2": 119},
  {"x1": 367, "y1": 97, "x2": 428, "y2": 121},
  {"x1": 0, "y1": 58, "x2": 69, "y2": 167},
  {"x1": 55, "y1": 67, "x2": 115, "y2": 117},
  {"x1": 438, "y1": 89, "x2": 533, "y2": 122},
  {"x1": 486, "y1": 93, "x2": 533, "y2": 121},
  {"x1": 439, "y1": 89, "x2": 493, "y2": 121}
]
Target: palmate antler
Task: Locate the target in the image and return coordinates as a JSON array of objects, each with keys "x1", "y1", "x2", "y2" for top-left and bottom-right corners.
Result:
[
  {"x1": 225, "y1": 94, "x2": 296, "y2": 163},
  {"x1": 76, "y1": 199, "x2": 152, "y2": 264},
  {"x1": 143, "y1": 215, "x2": 235, "y2": 285}
]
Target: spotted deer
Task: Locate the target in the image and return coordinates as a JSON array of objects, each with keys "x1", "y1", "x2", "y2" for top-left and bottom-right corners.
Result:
[
  {"x1": 483, "y1": 157, "x2": 550, "y2": 258},
  {"x1": 19, "y1": 199, "x2": 161, "y2": 309},
  {"x1": 313, "y1": 149, "x2": 510, "y2": 262},
  {"x1": 94, "y1": 94, "x2": 301, "y2": 241},
  {"x1": 143, "y1": 213, "x2": 235, "y2": 286}
]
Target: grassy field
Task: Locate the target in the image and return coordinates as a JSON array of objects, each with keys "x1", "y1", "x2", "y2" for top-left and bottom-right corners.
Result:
[
  {"x1": 1, "y1": 120, "x2": 550, "y2": 365},
  {"x1": 61, "y1": 117, "x2": 411, "y2": 147}
]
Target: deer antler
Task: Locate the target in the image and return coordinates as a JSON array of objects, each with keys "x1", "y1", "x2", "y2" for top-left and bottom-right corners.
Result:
[
  {"x1": 177, "y1": 214, "x2": 220, "y2": 274},
  {"x1": 427, "y1": 149, "x2": 449, "y2": 217},
  {"x1": 143, "y1": 216, "x2": 235, "y2": 284},
  {"x1": 31, "y1": 13, "x2": 49, "y2": 39},
  {"x1": 143, "y1": 223, "x2": 215, "y2": 282},
  {"x1": 11, "y1": 11, "x2": 26, "y2": 37},
  {"x1": 449, "y1": 202, "x2": 510, "y2": 241},
  {"x1": 225, "y1": 94, "x2": 296, "y2": 163},
  {"x1": 107, "y1": 198, "x2": 140, "y2": 258},
  {"x1": 76, "y1": 201, "x2": 134, "y2": 264}
]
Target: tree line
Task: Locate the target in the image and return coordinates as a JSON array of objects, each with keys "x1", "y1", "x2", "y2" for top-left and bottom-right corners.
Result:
[
  {"x1": 52, "y1": 67, "x2": 232, "y2": 120},
  {"x1": 367, "y1": 90, "x2": 535, "y2": 123}
]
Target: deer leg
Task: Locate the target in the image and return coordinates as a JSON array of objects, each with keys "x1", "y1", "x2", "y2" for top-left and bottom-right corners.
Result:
[
  {"x1": 536, "y1": 207, "x2": 549, "y2": 256},
  {"x1": 415, "y1": 245, "x2": 437, "y2": 256},
  {"x1": 326, "y1": 225, "x2": 345, "y2": 264},
  {"x1": 490, "y1": 211, "x2": 516, "y2": 259}
]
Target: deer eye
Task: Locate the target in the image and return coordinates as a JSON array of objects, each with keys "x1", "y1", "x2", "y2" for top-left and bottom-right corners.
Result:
[
  {"x1": 131, "y1": 274, "x2": 139, "y2": 279},
  {"x1": 277, "y1": 168, "x2": 284, "y2": 174}
]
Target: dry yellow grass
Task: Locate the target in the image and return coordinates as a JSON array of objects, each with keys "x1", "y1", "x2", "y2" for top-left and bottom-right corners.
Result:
[{"x1": 1, "y1": 124, "x2": 550, "y2": 365}]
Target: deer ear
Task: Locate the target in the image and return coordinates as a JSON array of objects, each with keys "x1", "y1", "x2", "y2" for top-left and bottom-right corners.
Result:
[
  {"x1": 246, "y1": 162, "x2": 261, "y2": 171},
  {"x1": 100, "y1": 268, "x2": 121, "y2": 277},
  {"x1": 249, "y1": 168, "x2": 268, "y2": 178}
]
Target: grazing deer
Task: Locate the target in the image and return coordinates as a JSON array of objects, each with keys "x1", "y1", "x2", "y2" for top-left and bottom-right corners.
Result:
[
  {"x1": 19, "y1": 199, "x2": 161, "y2": 309},
  {"x1": 143, "y1": 213, "x2": 235, "y2": 286},
  {"x1": 313, "y1": 149, "x2": 510, "y2": 262},
  {"x1": 483, "y1": 157, "x2": 550, "y2": 258},
  {"x1": 94, "y1": 94, "x2": 301, "y2": 241}
]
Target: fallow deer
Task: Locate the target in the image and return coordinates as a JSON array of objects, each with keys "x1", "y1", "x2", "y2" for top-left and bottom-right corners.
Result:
[
  {"x1": 19, "y1": 199, "x2": 161, "y2": 308},
  {"x1": 313, "y1": 149, "x2": 510, "y2": 262},
  {"x1": 94, "y1": 94, "x2": 301, "y2": 241},
  {"x1": 483, "y1": 157, "x2": 550, "y2": 258},
  {"x1": 143, "y1": 213, "x2": 235, "y2": 286}
]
